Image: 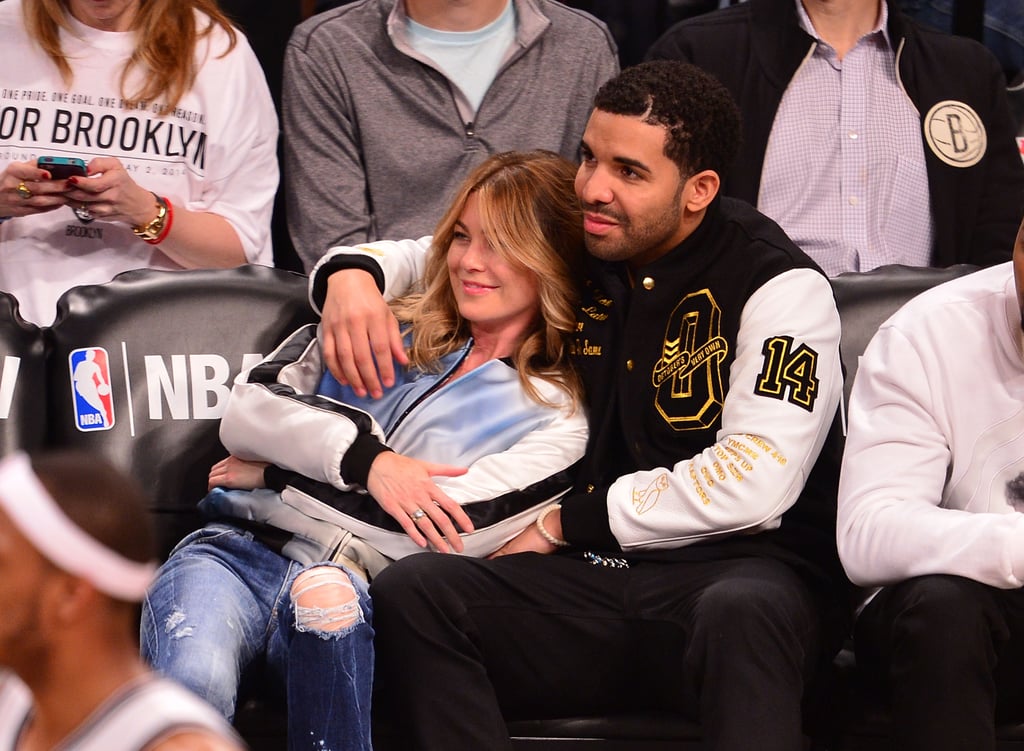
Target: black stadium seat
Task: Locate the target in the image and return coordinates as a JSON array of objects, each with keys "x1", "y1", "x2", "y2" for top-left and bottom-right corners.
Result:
[
  {"x1": 0, "y1": 291, "x2": 46, "y2": 455},
  {"x1": 44, "y1": 265, "x2": 317, "y2": 555}
]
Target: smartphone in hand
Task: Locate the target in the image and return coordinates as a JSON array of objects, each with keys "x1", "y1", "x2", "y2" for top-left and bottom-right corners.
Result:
[
  {"x1": 38, "y1": 156, "x2": 94, "y2": 223},
  {"x1": 37, "y1": 156, "x2": 87, "y2": 180}
]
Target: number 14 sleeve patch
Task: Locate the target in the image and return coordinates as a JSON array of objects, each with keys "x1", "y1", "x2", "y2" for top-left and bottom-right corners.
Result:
[{"x1": 754, "y1": 336, "x2": 820, "y2": 412}]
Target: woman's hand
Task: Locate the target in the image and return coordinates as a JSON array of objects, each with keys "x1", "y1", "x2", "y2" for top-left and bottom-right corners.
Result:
[
  {"x1": 367, "y1": 451, "x2": 473, "y2": 553},
  {"x1": 3, "y1": 156, "x2": 246, "y2": 268},
  {"x1": 61, "y1": 156, "x2": 161, "y2": 228},
  {"x1": 1, "y1": 160, "x2": 71, "y2": 218},
  {"x1": 208, "y1": 455, "x2": 270, "y2": 491}
]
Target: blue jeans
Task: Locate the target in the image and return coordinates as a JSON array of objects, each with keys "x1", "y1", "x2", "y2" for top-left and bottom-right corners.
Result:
[{"x1": 141, "y1": 521, "x2": 374, "y2": 751}]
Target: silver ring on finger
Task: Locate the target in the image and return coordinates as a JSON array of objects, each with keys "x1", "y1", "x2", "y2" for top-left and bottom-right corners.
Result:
[
  {"x1": 410, "y1": 508, "x2": 426, "y2": 521},
  {"x1": 73, "y1": 204, "x2": 95, "y2": 223}
]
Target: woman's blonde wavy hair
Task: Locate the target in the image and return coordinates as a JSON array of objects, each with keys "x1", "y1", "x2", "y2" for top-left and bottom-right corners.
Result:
[
  {"x1": 390, "y1": 150, "x2": 586, "y2": 411},
  {"x1": 24, "y1": 0, "x2": 237, "y2": 111}
]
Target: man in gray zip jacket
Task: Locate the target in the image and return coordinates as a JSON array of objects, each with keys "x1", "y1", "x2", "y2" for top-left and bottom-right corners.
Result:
[{"x1": 283, "y1": 0, "x2": 619, "y2": 271}]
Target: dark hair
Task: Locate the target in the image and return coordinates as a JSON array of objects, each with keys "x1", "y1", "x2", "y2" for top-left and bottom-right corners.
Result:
[
  {"x1": 30, "y1": 450, "x2": 156, "y2": 566},
  {"x1": 593, "y1": 60, "x2": 741, "y2": 180}
]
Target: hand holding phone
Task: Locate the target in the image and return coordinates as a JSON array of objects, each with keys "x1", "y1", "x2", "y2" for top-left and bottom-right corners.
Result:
[
  {"x1": 37, "y1": 156, "x2": 87, "y2": 180},
  {"x1": 37, "y1": 156, "x2": 94, "y2": 222}
]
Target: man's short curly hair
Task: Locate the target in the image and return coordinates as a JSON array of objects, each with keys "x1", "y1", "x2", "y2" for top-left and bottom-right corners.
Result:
[{"x1": 593, "y1": 60, "x2": 741, "y2": 180}]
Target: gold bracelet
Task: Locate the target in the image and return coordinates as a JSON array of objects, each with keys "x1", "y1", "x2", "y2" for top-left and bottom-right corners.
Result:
[
  {"x1": 535, "y1": 504, "x2": 569, "y2": 547},
  {"x1": 132, "y1": 193, "x2": 168, "y2": 241}
]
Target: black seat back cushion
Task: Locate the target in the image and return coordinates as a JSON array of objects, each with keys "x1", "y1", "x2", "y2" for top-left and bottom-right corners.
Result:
[
  {"x1": 830, "y1": 263, "x2": 979, "y2": 411},
  {"x1": 46, "y1": 265, "x2": 317, "y2": 554},
  {"x1": 0, "y1": 291, "x2": 46, "y2": 455}
]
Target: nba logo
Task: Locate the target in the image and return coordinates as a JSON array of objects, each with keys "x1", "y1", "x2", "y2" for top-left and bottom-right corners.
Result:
[{"x1": 69, "y1": 347, "x2": 115, "y2": 431}]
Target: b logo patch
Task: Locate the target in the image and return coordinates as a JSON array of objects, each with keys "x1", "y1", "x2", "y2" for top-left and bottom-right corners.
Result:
[{"x1": 924, "y1": 101, "x2": 986, "y2": 168}]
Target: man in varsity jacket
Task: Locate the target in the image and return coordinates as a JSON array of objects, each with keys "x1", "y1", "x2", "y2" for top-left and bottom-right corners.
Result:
[{"x1": 311, "y1": 61, "x2": 848, "y2": 750}]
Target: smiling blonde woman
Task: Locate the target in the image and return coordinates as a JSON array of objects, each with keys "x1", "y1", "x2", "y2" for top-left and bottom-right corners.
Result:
[{"x1": 141, "y1": 150, "x2": 589, "y2": 751}]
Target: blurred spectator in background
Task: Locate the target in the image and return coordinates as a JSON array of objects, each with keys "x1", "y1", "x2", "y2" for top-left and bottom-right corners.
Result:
[
  {"x1": 282, "y1": 0, "x2": 617, "y2": 271},
  {"x1": 0, "y1": 0, "x2": 278, "y2": 324},
  {"x1": 648, "y1": 0, "x2": 1024, "y2": 276}
]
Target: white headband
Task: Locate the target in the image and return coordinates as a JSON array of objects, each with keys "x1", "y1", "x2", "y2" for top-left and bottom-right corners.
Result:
[{"x1": 0, "y1": 452, "x2": 156, "y2": 601}]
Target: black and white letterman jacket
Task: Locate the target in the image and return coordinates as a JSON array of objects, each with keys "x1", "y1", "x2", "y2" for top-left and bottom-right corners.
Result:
[{"x1": 557, "y1": 198, "x2": 845, "y2": 594}]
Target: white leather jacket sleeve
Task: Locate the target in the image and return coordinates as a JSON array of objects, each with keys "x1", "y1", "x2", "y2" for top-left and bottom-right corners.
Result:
[
  {"x1": 219, "y1": 324, "x2": 380, "y2": 489},
  {"x1": 308, "y1": 237, "x2": 432, "y2": 311}
]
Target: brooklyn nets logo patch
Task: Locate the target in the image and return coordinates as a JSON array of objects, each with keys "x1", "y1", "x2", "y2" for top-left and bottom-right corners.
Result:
[{"x1": 924, "y1": 100, "x2": 987, "y2": 168}]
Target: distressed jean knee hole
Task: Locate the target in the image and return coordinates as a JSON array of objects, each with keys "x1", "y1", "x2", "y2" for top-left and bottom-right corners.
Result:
[{"x1": 291, "y1": 566, "x2": 363, "y2": 638}]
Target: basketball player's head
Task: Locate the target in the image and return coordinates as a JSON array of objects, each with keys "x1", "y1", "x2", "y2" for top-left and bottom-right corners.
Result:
[{"x1": 0, "y1": 451, "x2": 156, "y2": 674}]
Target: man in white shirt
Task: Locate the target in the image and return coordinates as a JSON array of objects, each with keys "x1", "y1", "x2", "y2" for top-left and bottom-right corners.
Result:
[{"x1": 838, "y1": 213, "x2": 1024, "y2": 750}]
